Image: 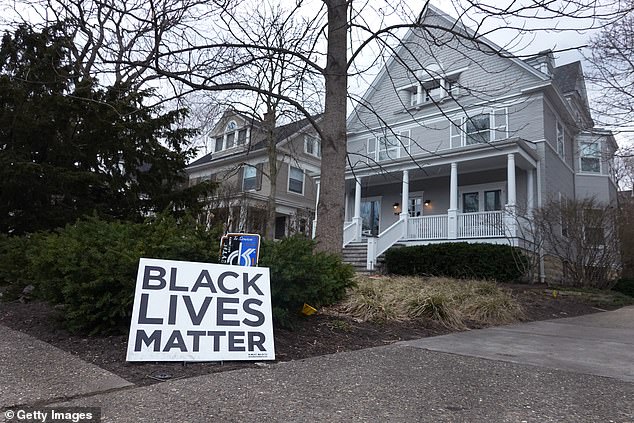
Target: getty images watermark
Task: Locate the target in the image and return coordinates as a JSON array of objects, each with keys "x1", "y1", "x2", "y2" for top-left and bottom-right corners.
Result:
[{"x1": 3, "y1": 407, "x2": 100, "y2": 423}]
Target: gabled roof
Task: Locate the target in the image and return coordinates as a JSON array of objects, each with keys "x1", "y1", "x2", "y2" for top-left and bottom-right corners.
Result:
[
  {"x1": 251, "y1": 114, "x2": 321, "y2": 150},
  {"x1": 346, "y1": 4, "x2": 549, "y2": 128},
  {"x1": 186, "y1": 113, "x2": 321, "y2": 169}
]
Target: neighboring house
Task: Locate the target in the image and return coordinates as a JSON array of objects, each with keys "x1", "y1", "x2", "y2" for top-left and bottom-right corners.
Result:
[
  {"x1": 318, "y1": 5, "x2": 618, "y2": 276},
  {"x1": 186, "y1": 109, "x2": 321, "y2": 239}
]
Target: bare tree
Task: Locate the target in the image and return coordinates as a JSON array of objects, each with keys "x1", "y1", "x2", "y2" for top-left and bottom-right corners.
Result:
[
  {"x1": 533, "y1": 197, "x2": 620, "y2": 288},
  {"x1": 585, "y1": 0, "x2": 634, "y2": 141},
  {"x1": 8, "y1": 0, "x2": 628, "y2": 254}
]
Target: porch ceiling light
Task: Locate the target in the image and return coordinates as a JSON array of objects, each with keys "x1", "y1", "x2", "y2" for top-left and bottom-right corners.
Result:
[{"x1": 393, "y1": 202, "x2": 401, "y2": 214}]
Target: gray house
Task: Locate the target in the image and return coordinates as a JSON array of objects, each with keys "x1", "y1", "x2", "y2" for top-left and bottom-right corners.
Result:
[
  {"x1": 187, "y1": 110, "x2": 321, "y2": 238},
  {"x1": 321, "y1": 6, "x2": 618, "y2": 275}
]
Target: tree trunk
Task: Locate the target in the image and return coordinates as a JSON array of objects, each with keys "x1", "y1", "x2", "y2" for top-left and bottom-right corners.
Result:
[
  {"x1": 264, "y1": 109, "x2": 278, "y2": 240},
  {"x1": 315, "y1": 0, "x2": 348, "y2": 254}
]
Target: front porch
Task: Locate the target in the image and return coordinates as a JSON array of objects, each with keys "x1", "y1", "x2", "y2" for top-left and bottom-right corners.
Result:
[{"x1": 319, "y1": 140, "x2": 540, "y2": 271}]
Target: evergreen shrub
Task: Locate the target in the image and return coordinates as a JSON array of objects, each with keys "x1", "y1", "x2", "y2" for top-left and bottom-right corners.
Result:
[
  {"x1": 384, "y1": 243, "x2": 528, "y2": 282},
  {"x1": 2, "y1": 214, "x2": 218, "y2": 334},
  {"x1": 260, "y1": 235, "x2": 355, "y2": 325}
]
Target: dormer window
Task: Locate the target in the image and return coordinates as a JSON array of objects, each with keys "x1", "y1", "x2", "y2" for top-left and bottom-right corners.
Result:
[
  {"x1": 400, "y1": 66, "x2": 465, "y2": 108},
  {"x1": 213, "y1": 120, "x2": 248, "y2": 153}
]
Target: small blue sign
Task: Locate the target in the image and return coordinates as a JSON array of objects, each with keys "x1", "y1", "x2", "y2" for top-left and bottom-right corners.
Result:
[{"x1": 219, "y1": 233, "x2": 261, "y2": 266}]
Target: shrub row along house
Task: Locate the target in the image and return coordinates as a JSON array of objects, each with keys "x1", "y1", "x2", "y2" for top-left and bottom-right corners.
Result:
[
  {"x1": 187, "y1": 6, "x2": 618, "y2": 281},
  {"x1": 186, "y1": 110, "x2": 320, "y2": 239}
]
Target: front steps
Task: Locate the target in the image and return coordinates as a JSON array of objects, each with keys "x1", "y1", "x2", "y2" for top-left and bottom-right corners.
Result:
[{"x1": 342, "y1": 242, "x2": 385, "y2": 274}]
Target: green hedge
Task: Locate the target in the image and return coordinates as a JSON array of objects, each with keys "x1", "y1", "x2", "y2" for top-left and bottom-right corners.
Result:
[
  {"x1": 1, "y1": 224, "x2": 355, "y2": 334},
  {"x1": 1, "y1": 214, "x2": 219, "y2": 334},
  {"x1": 260, "y1": 235, "x2": 355, "y2": 325},
  {"x1": 385, "y1": 243, "x2": 528, "y2": 282}
]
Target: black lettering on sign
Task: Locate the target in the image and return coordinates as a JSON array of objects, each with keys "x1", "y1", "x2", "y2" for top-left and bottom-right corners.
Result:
[
  {"x1": 134, "y1": 330, "x2": 161, "y2": 352},
  {"x1": 187, "y1": 330, "x2": 206, "y2": 352},
  {"x1": 228, "y1": 331, "x2": 245, "y2": 352},
  {"x1": 138, "y1": 293, "x2": 163, "y2": 324},
  {"x1": 242, "y1": 298, "x2": 265, "y2": 327},
  {"x1": 191, "y1": 270, "x2": 218, "y2": 294},
  {"x1": 168, "y1": 295, "x2": 178, "y2": 325},
  {"x1": 142, "y1": 266, "x2": 167, "y2": 290},
  {"x1": 168, "y1": 267, "x2": 187, "y2": 292},
  {"x1": 207, "y1": 331, "x2": 227, "y2": 352},
  {"x1": 217, "y1": 297, "x2": 240, "y2": 326},
  {"x1": 163, "y1": 330, "x2": 187, "y2": 352},
  {"x1": 248, "y1": 332, "x2": 266, "y2": 352},
  {"x1": 243, "y1": 273, "x2": 264, "y2": 296},
  {"x1": 218, "y1": 271, "x2": 239, "y2": 294},
  {"x1": 183, "y1": 295, "x2": 213, "y2": 326}
]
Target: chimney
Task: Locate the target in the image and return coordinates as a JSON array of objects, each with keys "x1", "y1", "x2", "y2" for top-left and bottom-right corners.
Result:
[{"x1": 525, "y1": 50, "x2": 555, "y2": 77}]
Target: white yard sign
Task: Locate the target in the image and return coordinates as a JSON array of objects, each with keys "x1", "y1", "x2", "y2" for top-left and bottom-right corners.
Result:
[{"x1": 126, "y1": 258, "x2": 275, "y2": 362}]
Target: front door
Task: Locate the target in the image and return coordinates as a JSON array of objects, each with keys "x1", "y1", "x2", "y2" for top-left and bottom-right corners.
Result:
[{"x1": 361, "y1": 200, "x2": 380, "y2": 236}]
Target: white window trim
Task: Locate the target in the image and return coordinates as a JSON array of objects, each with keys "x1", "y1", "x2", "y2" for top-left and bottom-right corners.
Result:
[
  {"x1": 287, "y1": 165, "x2": 305, "y2": 195},
  {"x1": 408, "y1": 191, "x2": 424, "y2": 217},
  {"x1": 214, "y1": 121, "x2": 249, "y2": 153},
  {"x1": 367, "y1": 131, "x2": 410, "y2": 162},
  {"x1": 579, "y1": 140, "x2": 602, "y2": 174},
  {"x1": 304, "y1": 135, "x2": 321, "y2": 158},
  {"x1": 458, "y1": 183, "x2": 506, "y2": 212},
  {"x1": 398, "y1": 67, "x2": 468, "y2": 109},
  {"x1": 450, "y1": 108, "x2": 508, "y2": 148},
  {"x1": 243, "y1": 165, "x2": 258, "y2": 192},
  {"x1": 556, "y1": 120, "x2": 565, "y2": 159}
]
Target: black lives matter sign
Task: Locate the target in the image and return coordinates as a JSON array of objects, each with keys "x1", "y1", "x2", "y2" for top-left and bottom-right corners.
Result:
[{"x1": 126, "y1": 258, "x2": 275, "y2": 361}]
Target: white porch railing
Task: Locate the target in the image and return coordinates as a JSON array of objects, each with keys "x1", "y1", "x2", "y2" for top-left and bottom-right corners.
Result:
[
  {"x1": 342, "y1": 221, "x2": 358, "y2": 247},
  {"x1": 366, "y1": 218, "x2": 405, "y2": 270},
  {"x1": 407, "y1": 215, "x2": 448, "y2": 240},
  {"x1": 457, "y1": 210, "x2": 505, "y2": 238}
]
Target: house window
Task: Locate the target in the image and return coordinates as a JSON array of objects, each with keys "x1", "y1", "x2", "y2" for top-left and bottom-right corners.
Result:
[
  {"x1": 409, "y1": 197, "x2": 423, "y2": 217},
  {"x1": 556, "y1": 121, "x2": 565, "y2": 158},
  {"x1": 484, "y1": 190, "x2": 502, "y2": 211},
  {"x1": 226, "y1": 132, "x2": 235, "y2": 149},
  {"x1": 465, "y1": 114, "x2": 491, "y2": 145},
  {"x1": 237, "y1": 129, "x2": 247, "y2": 145},
  {"x1": 462, "y1": 192, "x2": 479, "y2": 213},
  {"x1": 405, "y1": 73, "x2": 460, "y2": 107},
  {"x1": 288, "y1": 166, "x2": 304, "y2": 194},
  {"x1": 214, "y1": 137, "x2": 223, "y2": 152},
  {"x1": 305, "y1": 136, "x2": 321, "y2": 158},
  {"x1": 580, "y1": 141, "x2": 601, "y2": 173},
  {"x1": 461, "y1": 186, "x2": 504, "y2": 213},
  {"x1": 377, "y1": 136, "x2": 399, "y2": 161},
  {"x1": 243, "y1": 166, "x2": 257, "y2": 191}
]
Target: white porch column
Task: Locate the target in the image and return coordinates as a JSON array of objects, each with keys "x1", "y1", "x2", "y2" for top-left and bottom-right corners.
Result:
[
  {"x1": 312, "y1": 181, "x2": 320, "y2": 239},
  {"x1": 506, "y1": 153, "x2": 517, "y2": 239},
  {"x1": 448, "y1": 162, "x2": 458, "y2": 239},
  {"x1": 353, "y1": 178, "x2": 363, "y2": 242},
  {"x1": 507, "y1": 153, "x2": 517, "y2": 207},
  {"x1": 400, "y1": 170, "x2": 409, "y2": 238},
  {"x1": 526, "y1": 169, "x2": 535, "y2": 214}
]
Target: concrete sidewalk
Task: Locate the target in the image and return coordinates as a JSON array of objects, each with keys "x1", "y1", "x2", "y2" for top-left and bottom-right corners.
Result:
[
  {"x1": 403, "y1": 305, "x2": 634, "y2": 383},
  {"x1": 2, "y1": 307, "x2": 633, "y2": 422},
  {"x1": 0, "y1": 325, "x2": 132, "y2": 409}
]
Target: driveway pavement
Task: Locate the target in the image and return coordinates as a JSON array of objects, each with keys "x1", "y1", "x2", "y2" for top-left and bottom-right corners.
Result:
[{"x1": 1, "y1": 306, "x2": 633, "y2": 422}]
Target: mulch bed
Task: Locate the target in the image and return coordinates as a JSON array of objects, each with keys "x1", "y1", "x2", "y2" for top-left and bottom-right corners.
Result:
[{"x1": 0, "y1": 284, "x2": 607, "y2": 387}]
